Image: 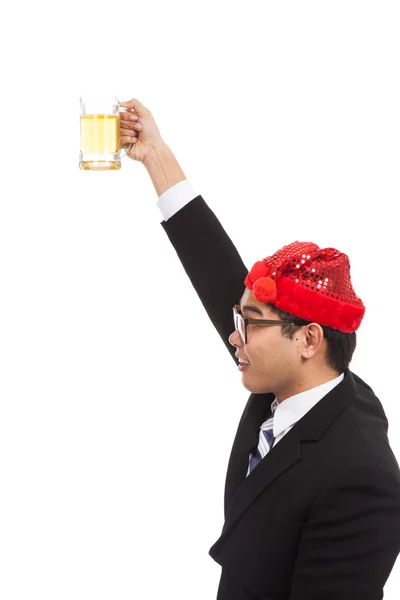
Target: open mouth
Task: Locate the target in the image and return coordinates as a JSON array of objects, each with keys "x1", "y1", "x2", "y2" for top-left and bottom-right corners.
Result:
[{"x1": 238, "y1": 358, "x2": 250, "y2": 371}]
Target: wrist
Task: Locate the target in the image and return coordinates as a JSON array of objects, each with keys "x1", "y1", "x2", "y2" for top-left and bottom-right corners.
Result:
[{"x1": 143, "y1": 142, "x2": 186, "y2": 197}]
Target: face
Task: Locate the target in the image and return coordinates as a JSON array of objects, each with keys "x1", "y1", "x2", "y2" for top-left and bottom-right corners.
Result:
[{"x1": 229, "y1": 288, "x2": 305, "y2": 400}]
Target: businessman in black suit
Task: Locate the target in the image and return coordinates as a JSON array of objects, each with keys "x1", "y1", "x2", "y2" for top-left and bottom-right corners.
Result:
[{"x1": 120, "y1": 98, "x2": 400, "y2": 599}]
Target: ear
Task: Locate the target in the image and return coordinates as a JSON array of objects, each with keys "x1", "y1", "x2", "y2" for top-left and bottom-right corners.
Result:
[{"x1": 301, "y1": 323, "x2": 324, "y2": 359}]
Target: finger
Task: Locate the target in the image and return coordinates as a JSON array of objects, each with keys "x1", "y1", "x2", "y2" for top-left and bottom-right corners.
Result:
[
  {"x1": 120, "y1": 119, "x2": 136, "y2": 130},
  {"x1": 120, "y1": 99, "x2": 149, "y2": 115},
  {"x1": 120, "y1": 110, "x2": 138, "y2": 122},
  {"x1": 121, "y1": 134, "x2": 138, "y2": 145},
  {"x1": 120, "y1": 100, "x2": 136, "y2": 110},
  {"x1": 120, "y1": 121, "x2": 143, "y2": 132}
]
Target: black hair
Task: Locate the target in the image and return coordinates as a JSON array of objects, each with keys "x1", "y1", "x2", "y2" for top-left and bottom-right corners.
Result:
[{"x1": 268, "y1": 304, "x2": 356, "y2": 374}]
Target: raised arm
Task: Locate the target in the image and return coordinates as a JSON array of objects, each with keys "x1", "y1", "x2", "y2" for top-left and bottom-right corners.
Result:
[
  {"x1": 159, "y1": 188, "x2": 248, "y2": 362},
  {"x1": 119, "y1": 99, "x2": 248, "y2": 362}
]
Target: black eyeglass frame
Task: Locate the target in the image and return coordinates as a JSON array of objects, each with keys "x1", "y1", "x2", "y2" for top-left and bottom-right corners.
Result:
[{"x1": 233, "y1": 304, "x2": 303, "y2": 344}]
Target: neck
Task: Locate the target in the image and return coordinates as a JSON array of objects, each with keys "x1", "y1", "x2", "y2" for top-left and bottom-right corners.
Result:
[{"x1": 276, "y1": 368, "x2": 342, "y2": 403}]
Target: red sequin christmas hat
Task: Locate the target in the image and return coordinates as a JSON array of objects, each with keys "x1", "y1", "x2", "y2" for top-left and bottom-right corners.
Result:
[{"x1": 244, "y1": 241, "x2": 365, "y2": 333}]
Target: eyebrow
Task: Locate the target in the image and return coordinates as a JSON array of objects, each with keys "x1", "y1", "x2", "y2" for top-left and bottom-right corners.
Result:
[{"x1": 239, "y1": 303, "x2": 264, "y2": 317}]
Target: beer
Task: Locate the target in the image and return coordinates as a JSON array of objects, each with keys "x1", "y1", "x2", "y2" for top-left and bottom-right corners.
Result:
[
  {"x1": 79, "y1": 96, "x2": 130, "y2": 171},
  {"x1": 79, "y1": 114, "x2": 121, "y2": 170}
]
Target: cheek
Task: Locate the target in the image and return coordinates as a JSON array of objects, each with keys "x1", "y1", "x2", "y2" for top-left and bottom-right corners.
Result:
[
  {"x1": 247, "y1": 339, "x2": 278, "y2": 369},
  {"x1": 247, "y1": 335, "x2": 294, "y2": 370}
]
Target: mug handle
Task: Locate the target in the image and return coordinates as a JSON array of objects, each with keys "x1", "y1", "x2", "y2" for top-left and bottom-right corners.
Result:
[{"x1": 119, "y1": 106, "x2": 134, "y2": 158}]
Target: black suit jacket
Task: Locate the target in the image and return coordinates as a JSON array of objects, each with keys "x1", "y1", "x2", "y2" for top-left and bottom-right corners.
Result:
[{"x1": 161, "y1": 195, "x2": 400, "y2": 599}]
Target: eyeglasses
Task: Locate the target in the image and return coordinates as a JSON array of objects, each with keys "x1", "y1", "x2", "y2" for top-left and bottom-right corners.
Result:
[{"x1": 232, "y1": 305, "x2": 302, "y2": 344}]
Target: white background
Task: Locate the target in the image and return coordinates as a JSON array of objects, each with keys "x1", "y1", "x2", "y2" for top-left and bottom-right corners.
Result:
[{"x1": 1, "y1": 1, "x2": 400, "y2": 598}]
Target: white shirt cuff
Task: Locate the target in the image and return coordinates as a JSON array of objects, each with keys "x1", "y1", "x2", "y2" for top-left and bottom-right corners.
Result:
[{"x1": 156, "y1": 180, "x2": 198, "y2": 221}]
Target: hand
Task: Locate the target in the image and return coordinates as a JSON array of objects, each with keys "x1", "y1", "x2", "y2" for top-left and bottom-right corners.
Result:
[{"x1": 119, "y1": 98, "x2": 165, "y2": 163}]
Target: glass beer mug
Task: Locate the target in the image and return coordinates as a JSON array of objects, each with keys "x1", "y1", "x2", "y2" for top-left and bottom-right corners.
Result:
[{"x1": 79, "y1": 95, "x2": 133, "y2": 170}]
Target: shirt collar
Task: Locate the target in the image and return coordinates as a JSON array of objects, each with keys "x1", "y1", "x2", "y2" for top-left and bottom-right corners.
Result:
[{"x1": 270, "y1": 373, "x2": 345, "y2": 439}]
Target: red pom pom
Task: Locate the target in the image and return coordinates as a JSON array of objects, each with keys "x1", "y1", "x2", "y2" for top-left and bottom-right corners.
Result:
[
  {"x1": 245, "y1": 261, "x2": 270, "y2": 287},
  {"x1": 253, "y1": 277, "x2": 277, "y2": 303}
]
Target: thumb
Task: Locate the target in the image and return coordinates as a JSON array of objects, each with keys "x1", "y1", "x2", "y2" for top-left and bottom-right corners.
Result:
[{"x1": 120, "y1": 98, "x2": 149, "y2": 116}]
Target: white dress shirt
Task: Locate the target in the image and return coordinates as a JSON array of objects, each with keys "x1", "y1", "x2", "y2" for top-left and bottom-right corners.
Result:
[
  {"x1": 156, "y1": 180, "x2": 345, "y2": 448},
  {"x1": 268, "y1": 372, "x2": 344, "y2": 446},
  {"x1": 156, "y1": 179, "x2": 198, "y2": 221}
]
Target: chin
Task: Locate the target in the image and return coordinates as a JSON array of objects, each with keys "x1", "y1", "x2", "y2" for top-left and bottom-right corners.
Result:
[{"x1": 241, "y1": 377, "x2": 273, "y2": 395}]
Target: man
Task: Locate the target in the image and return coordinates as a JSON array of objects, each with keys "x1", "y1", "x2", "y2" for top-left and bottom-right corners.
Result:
[{"x1": 120, "y1": 98, "x2": 400, "y2": 599}]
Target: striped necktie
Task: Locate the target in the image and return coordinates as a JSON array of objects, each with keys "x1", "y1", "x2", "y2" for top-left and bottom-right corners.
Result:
[{"x1": 247, "y1": 405, "x2": 277, "y2": 476}]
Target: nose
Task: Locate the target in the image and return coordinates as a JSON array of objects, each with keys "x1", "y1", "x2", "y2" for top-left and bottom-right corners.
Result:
[{"x1": 229, "y1": 328, "x2": 242, "y2": 347}]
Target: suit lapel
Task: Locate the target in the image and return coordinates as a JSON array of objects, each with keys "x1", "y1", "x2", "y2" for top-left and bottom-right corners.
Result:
[
  {"x1": 223, "y1": 391, "x2": 274, "y2": 517},
  {"x1": 210, "y1": 369, "x2": 357, "y2": 558},
  {"x1": 221, "y1": 426, "x2": 302, "y2": 536}
]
